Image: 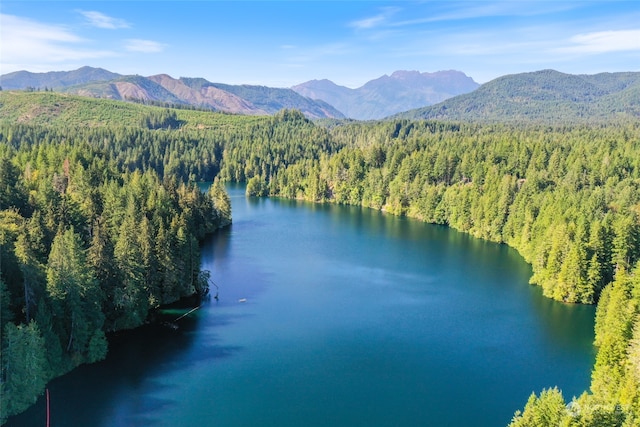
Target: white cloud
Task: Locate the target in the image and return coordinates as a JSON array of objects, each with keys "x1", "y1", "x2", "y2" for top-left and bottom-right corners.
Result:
[
  {"x1": 349, "y1": 7, "x2": 400, "y2": 30},
  {"x1": 124, "y1": 39, "x2": 167, "y2": 53},
  {"x1": 2, "y1": 14, "x2": 82, "y2": 46},
  {"x1": 351, "y1": 2, "x2": 578, "y2": 29},
  {"x1": 0, "y1": 14, "x2": 115, "y2": 72},
  {"x1": 351, "y1": 14, "x2": 387, "y2": 30},
  {"x1": 409, "y1": 2, "x2": 577, "y2": 24},
  {"x1": 555, "y1": 29, "x2": 640, "y2": 54},
  {"x1": 79, "y1": 10, "x2": 130, "y2": 29}
]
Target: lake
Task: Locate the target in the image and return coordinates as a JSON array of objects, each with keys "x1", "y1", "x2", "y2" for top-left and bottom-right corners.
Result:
[{"x1": 7, "y1": 184, "x2": 596, "y2": 426}]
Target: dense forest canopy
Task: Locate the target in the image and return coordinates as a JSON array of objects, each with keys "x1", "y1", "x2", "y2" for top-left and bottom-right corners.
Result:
[
  {"x1": 1, "y1": 91, "x2": 640, "y2": 425},
  {"x1": 0, "y1": 109, "x2": 234, "y2": 421}
]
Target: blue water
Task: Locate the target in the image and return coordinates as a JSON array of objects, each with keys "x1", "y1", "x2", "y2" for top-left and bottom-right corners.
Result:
[{"x1": 8, "y1": 184, "x2": 595, "y2": 426}]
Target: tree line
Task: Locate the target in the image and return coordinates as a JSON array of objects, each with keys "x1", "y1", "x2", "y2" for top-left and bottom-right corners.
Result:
[{"x1": 261, "y1": 121, "x2": 640, "y2": 304}]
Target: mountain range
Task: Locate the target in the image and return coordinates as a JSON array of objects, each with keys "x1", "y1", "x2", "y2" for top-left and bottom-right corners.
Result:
[
  {"x1": 0, "y1": 67, "x2": 344, "y2": 119},
  {"x1": 292, "y1": 70, "x2": 479, "y2": 120},
  {"x1": 393, "y1": 69, "x2": 640, "y2": 123},
  {"x1": 0, "y1": 67, "x2": 479, "y2": 120},
  {"x1": 2, "y1": 67, "x2": 639, "y2": 124}
]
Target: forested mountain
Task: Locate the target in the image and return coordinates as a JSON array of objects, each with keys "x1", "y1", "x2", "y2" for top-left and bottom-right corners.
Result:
[
  {"x1": 0, "y1": 67, "x2": 345, "y2": 119},
  {"x1": 292, "y1": 70, "x2": 479, "y2": 120},
  {"x1": 0, "y1": 66, "x2": 121, "y2": 90},
  {"x1": 393, "y1": 69, "x2": 640, "y2": 123},
  {"x1": 2, "y1": 90, "x2": 640, "y2": 425}
]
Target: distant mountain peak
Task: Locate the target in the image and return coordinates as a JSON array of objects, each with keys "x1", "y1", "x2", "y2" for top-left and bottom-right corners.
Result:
[
  {"x1": 149, "y1": 73, "x2": 173, "y2": 79},
  {"x1": 390, "y1": 70, "x2": 421, "y2": 78},
  {"x1": 292, "y1": 69, "x2": 479, "y2": 120}
]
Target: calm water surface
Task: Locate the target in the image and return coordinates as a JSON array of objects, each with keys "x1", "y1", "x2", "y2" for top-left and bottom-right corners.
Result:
[{"x1": 9, "y1": 184, "x2": 596, "y2": 426}]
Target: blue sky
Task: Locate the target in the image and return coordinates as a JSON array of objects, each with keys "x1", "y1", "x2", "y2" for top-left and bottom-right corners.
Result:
[{"x1": 1, "y1": 1, "x2": 640, "y2": 88}]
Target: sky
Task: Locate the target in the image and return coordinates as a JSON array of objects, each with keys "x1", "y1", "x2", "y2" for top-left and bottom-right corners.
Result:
[{"x1": 1, "y1": 1, "x2": 640, "y2": 88}]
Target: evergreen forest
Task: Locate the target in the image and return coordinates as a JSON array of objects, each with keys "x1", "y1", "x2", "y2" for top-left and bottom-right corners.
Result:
[{"x1": 1, "y1": 91, "x2": 640, "y2": 425}]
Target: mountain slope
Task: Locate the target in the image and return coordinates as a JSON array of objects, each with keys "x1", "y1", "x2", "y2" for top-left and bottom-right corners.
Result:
[
  {"x1": 62, "y1": 75, "x2": 186, "y2": 105},
  {"x1": 393, "y1": 70, "x2": 640, "y2": 123},
  {"x1": 290, "y1": 79, "x2": 354, "y2": 114},
  {"x1": 0, "y1": 67, "x2": 345, "y2": 119},
  {"x1": 0, "y1": 66, "x2": 121, "y2": 90},
  {"x1": 148, "y1": 75, "x2": 264, "y2": 114},
  {"x1": 0, "y1": 90, "x2": 268, "y2": 128},
  {"x1": 292, "y1": 70, "x2": 479, "y2": 120},
  {"x1": 205, "y1": 81, "x2": 345, "y2": 119}
]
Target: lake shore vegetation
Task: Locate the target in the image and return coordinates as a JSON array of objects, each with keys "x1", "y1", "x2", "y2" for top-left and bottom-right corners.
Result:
[{"x1": 1, "y1": 91, "x2": 639, "y2": 425}]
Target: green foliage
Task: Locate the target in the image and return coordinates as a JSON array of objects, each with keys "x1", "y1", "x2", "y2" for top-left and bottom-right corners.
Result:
[
  {"x1": 1, "y1": 321, "x2": 47, "y2": 418},
  {"x1": 140, "y1": 109, "x2": 182, "y2": 130},
  {"x1": 112, "y1": 202, "x2": 148, "y2": 329},
  {"x1": 46, "y1": 227, "x2": 104, "y2": 360},
  {"x1": 509, "y1": 387, "x2": 568, "y2": 427},
  {"x1": 0, "y1": 116, "x2": 232, "y2": 420},
  {"x1": 87, "y1": 329, "x2": 108, "y2": 364},
  {"x1": 0, "y1": 153, "x2": 27, "y2": 212},
  {"x1": 246, "y1": 175, "x2": 268, "y2": 197},
  {"x1": 0, "y1": 91, "x2": 265, "y2": 129},
  {"x1": 564, "y1": 395, "x2": 626, "y2": 427},
  {"x1": 0, "y1": 278, "x2": 13, "y2": 339}
]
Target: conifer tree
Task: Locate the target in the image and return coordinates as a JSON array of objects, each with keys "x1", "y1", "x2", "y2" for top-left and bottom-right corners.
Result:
[
  {"x1": 1, "y1": 321, "x2": 47, "y2": 417},
  {"x1": 46, "y1": 228, "x2": 104, "y2": 362}
]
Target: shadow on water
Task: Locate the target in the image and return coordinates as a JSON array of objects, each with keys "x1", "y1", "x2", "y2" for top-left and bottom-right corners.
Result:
[{"x1": 6, "y1": 233, "x2": 242, "y2": 427}]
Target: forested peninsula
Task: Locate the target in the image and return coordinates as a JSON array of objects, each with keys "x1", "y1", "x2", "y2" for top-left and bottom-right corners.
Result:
[{"x1": 1, "y1": 91, "x2": 640, "y2": 425}]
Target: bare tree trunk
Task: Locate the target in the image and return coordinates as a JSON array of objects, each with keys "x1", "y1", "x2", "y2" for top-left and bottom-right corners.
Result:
[
  {"x1": 66, "y1": 314, "x2": 74, "y2": 352},
  {"x1": 23, "y1": 275, "x2": 31, "y2": 322}
]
